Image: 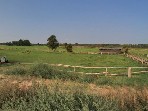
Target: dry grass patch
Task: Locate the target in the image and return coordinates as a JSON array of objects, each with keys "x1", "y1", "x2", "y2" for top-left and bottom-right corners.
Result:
[{"x1": 0, "y1": 74, "x2": 148, "y2": 110}]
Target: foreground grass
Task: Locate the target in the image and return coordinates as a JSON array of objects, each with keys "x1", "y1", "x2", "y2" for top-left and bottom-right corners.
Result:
[
  {"x1": 0, "y1": 63, "x2": 148, "y2": 110},
  {"x1": 0, "y1": 74, "x2": 148, "y2": 111},
  {"x1": 0, "y1": 79, "x2": 119, "y2": 111}
]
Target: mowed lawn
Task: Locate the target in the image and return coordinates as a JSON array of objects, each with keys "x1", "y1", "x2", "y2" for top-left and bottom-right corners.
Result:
[{"x1": 0, "y1": 45, "x2": 143, "y2": 67}]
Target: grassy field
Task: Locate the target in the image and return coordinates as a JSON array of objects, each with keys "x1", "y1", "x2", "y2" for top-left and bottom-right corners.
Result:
[
  {"x1": 0, "y1": 45, "x2": 148, "y2": 111},
  {"x1": 129, "y1": 48, "x2": 148, "y2": 59},
  {"x1": 0, "y1": 45, "x2": 144, "y2": 67}
]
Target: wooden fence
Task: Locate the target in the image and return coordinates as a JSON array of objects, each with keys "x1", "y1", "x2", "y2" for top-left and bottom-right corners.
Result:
[
  {"x1": 126, "y1": 54, "x2": 148, "y2": 65},
  {"x1": 21, "y1": 63, "x2": 148, "y2": 78},
  {"x1": 69, "y1": 66, "x2": 147, "y2": 78}
]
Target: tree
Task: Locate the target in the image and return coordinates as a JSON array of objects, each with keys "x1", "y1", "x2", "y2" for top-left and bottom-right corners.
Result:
[
  {"x1": 6, "y1": 42, "x2": 12, "y2": 46},
  {"x1": 75, "y1": 43, "x2": 78, "y2": 46},
  {"x1": 18, "y1": 39, "x2": 24, "y2": 46},
  {"x1": 9, "y1": 39, "x2": 31, "y2": 46},
  {"x1": 66, "y1": 44, "x2": 73, "y2": 52},
  {"x1": 23, "y1": 40, "x2": 31, "y2": 46},
  {"x1": 64, "y1": 43, "x2": 68, "y2": 48},
  {"x1": 122, "y1": 46, "x2": 128, "y2": 54},
  {"x1": 47, "y1": 35, "x2": 59, "y2": 51}
]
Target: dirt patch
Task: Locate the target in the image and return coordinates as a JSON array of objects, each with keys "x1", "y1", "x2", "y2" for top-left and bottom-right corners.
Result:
[{"x1": 0, "y1": 74, "x2": 6, "y2": 80}]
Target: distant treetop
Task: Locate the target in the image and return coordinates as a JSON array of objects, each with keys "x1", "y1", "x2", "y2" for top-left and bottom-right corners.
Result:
[{"x1": 5, "y1": 39, "x2": 31, "y2": 46}]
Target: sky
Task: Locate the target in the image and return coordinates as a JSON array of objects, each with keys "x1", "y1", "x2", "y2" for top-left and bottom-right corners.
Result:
[{"x1": 0, "y1": 0, "x2": 148, "y2": 44}]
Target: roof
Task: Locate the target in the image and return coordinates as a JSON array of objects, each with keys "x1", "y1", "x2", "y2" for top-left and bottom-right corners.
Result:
[{"x1": 99, "y1": 47, "x2": 123, "y2": 50}]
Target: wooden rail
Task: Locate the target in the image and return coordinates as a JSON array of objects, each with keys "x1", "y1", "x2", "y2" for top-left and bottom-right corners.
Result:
[
  {"x1": 71, "y1": 66, "x2": 148, "y2": 78},
  {"x1": 126, "y1": 54, "x2": 148, "y2": 65},
  {"x1": 21, "y1": 63, "x2": 148, "y2": 78}
]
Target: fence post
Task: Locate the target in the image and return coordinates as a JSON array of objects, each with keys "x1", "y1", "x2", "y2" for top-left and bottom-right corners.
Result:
[
  {"x1": 105, "y1": 67, "x2": 108, "y2": 76},
  {"x1": 128, "y1": 67, "x2": 132, "y2": 78},
  {"x1": 141, "y1": 59, "x2": 144, "y2": 64},
  {"x1": 74, "y1": 66, "x2": 76, "y2": 72}
]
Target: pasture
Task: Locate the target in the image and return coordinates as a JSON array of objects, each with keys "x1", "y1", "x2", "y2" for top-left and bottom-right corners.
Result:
[
  {"x1": 129, "y1": 48, "x2": 148, "y2": 59},
  {"x1": 0, "y1": 45, "x2": 148, "y2": 111},
  {"x1": 0, "y1": 45, "x2": 144, "y2": 66}
]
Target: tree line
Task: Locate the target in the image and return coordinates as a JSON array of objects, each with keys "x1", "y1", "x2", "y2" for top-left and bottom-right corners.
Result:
[
  {"x1": 3, "y1": 39, "x2": 31, "y2": 46},
  {"x1": 70, "y1": 44, "x2": 148, "y2": 48},
  {"x1": 0, "y1": 36, "x2": 148, "y2": 49}
]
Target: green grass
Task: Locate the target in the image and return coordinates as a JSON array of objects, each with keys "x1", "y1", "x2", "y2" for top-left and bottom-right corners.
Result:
[
  {"x1": 129, "y1": 48, "x2": 148, "y2": 59},
  {"x1": 0, "y1": 45, "x2": 147, "y2": 87},
  {"x1": 0, "y1": 45, "x2": 143, "y2": 67},
  {"x1": 3, "y1": 63, "x2": 148, "y2": 87},
  {"x1": 73, "y1": 46, "x2": 99, "y2": 53},
  {"x1": 0, "y1": 45, "x2": 148, "y2": 111}
]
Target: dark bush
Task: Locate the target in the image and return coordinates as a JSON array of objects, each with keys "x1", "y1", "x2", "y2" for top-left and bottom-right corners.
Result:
[
  {"x1": 30, "y1": 63, "x2": 82, "y2": 80},
  {"x1": 5, "y1": 66, "x2": 27, "y2": 75},
  {"x1": 66, "y1": 44, "x2": 73, "y2": 52},
  {"x1": 30, "y1": 63, "x2": 52, "y2": 77}
]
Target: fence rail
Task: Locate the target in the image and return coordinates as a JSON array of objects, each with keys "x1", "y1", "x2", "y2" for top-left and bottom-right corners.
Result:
[
  {"x1": 21, "y1": 63, "x2": 148, "y2": 78},
  {"x1": 126, "y1": 54, "x2": 148, "y2": 64}
]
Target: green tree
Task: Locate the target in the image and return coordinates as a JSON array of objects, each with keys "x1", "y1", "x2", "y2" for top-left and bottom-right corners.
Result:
[
  {"x1": 23, "y1": 40, "x2": 31, "y2": 46},
  {"x1": 66, "y1": 44, "x2": 73, "y2": 52},
  {"x1": 47, "y1": 35, "x2": 59, "y2": 51},
  {"x1": 64, "y1": 43, "x2": 68, "y2": 48},
  {"x1": 18, "y1": 39, "x2": 24, "y2": 46}
]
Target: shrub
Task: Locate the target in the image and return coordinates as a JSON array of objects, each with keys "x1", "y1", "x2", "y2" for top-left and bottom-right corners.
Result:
[
  {"x1": 30, "y1": 63, "x2": 54, "y2": 78},
  {"x1": 0, "y1": 84, "x2": 119, "y2": 111},
  {"x1": 66, "y1": 44, "x2": 73, "y2": 52},
  {"x1": 5, "y1": 66, "x2": 27, "y2": 75},
  {"x1": 30, "y1": 63, "x2": 82, "y2": 80},
  {"x1": 82, "y1": 75, "x2": 100, "y2": 83},
  {"x1": 95, "y1": 76, "x2": 114, "y2": 85}
]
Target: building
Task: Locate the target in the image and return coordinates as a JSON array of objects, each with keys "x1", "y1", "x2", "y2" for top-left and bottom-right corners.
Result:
[{"x1": 99, "y1": 47, "x2": 123, "y2": 54}]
